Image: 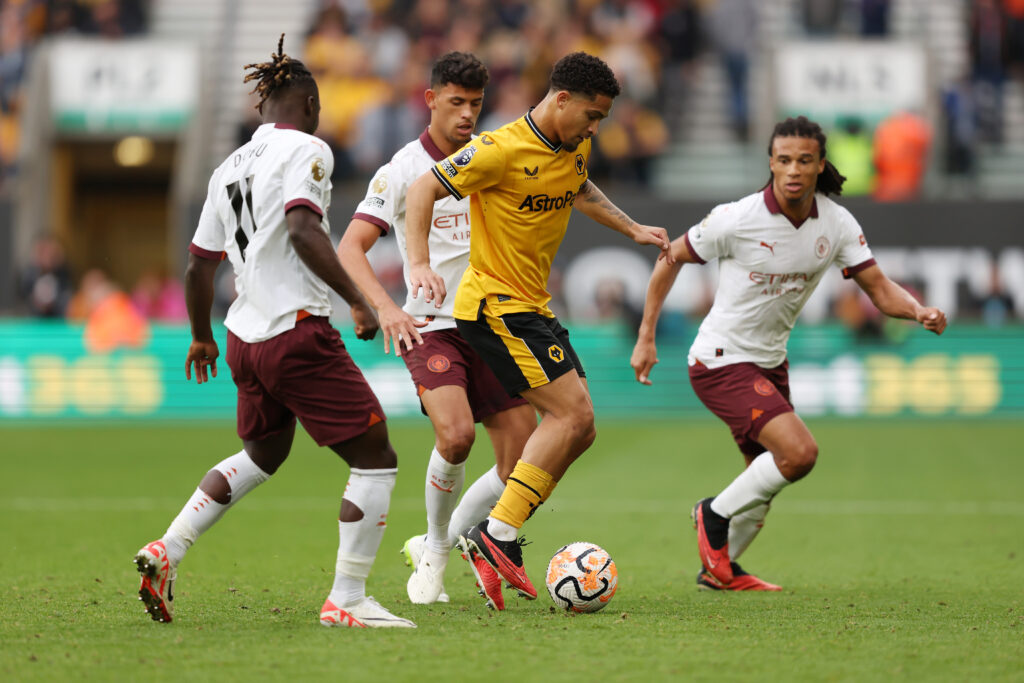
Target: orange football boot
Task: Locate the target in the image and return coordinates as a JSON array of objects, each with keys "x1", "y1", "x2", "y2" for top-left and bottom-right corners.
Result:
[
  {"x1": 697, "y1": 563, "x2": 782, "y2": 592},
  {"x1": 692, "y1": 498, "x2": 734, "y2": 585}
]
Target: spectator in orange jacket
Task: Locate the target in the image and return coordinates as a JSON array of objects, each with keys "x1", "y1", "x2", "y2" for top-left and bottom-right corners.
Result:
[{"x1": 872, "y1": 109, "x2": 932, "y2": 202}]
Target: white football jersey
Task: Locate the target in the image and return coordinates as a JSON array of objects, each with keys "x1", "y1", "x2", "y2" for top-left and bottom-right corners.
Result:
[
  {"x1": 190, "y1": 123, "x2": 334, "y2": 343},
  {"x1": 353, "y1": 128, "x2": 471, "y2": 333},
  {"x1": 685, "y1": 186, "x2": 875, "y2": 369}
]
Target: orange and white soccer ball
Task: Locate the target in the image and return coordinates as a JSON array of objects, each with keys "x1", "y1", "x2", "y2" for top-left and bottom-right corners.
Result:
[{"x1": 545, "y1": 542, "x2": 618, "y2": 613}]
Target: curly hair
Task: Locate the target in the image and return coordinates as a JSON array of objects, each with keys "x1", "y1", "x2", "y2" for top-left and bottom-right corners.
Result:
[
  {"x1": 243, "y1": 34, "x2": 316, "y2": 111},
  {"x1": 430, "y1": 51, "x2": 489, "y2": 90},
  {"x1": 549, "y1": 52, "x2": 621, "y2": 99},
  {"x1": 765, "y1": 116, "x2": 846, "y2": 196}
]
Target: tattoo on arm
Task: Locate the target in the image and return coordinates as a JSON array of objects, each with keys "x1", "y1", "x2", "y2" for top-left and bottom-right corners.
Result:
[{"x1": 579, "y1": 180, "x2": 635, "y2": 230}]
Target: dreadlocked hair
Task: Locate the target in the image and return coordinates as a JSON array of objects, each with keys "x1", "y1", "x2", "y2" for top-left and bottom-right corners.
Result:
[
  {"x1": 765, "y1": 116, "x2": 846, "y2": 196},
  {"x1": 243, "y1": 34, "x2": 316, "y2": 111}
]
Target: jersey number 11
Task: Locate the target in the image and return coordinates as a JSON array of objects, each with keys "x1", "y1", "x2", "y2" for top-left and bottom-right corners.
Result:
[{"x1": 226, "y1": 175, "x2": 257, "y2": 261}]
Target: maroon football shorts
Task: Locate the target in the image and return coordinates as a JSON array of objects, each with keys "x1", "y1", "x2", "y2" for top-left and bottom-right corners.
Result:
[
  {"x1": 401, "y1": 328, "x2": 528, "y2": 423},
  {"x1": 688, "y1": 359, "x2": 793, "y2": 457},
  {"x1": 226, "y1": 316, "x2": 385, "y2": 446}
]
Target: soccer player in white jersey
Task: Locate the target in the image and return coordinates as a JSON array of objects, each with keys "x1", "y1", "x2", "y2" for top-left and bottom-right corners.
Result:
[
  {"x1": 133, "y1": 36, "x2": 414, "y2": 628},
  {"x1": 337, "y1": 52, "x2": 536, "y2": 611},
  {"x1": 631, "y1": 116, "x2": 947, "y2": 591}
]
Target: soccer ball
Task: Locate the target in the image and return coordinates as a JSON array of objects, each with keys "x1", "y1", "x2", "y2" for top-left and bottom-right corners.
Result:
[{"x1": 545, "y1": 542, "x2": 618, "y2": 613}]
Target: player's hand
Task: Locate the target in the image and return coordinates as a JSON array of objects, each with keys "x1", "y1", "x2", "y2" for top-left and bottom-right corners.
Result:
[
  {"x1": 378, "y1": 302, "x2": 428, "y2": 356},
  {"x1": 408, "y1": 263, "x2": 447, "y2": 308},
  {"x1": 350, "y1": 301, "x2": 380, "y2": 340},
  {"x1": 918, "y1": 306, "x2": 947, "y2": 335},
  {"x1": 185, "y1": 339, "x2": 219, "y2": 384},
  {"x1": 633, "y1": 224, "x2": 674, "y2": 264},
  {"x1": 630, "y1": 338, "x2": 659, "y2": 385}
]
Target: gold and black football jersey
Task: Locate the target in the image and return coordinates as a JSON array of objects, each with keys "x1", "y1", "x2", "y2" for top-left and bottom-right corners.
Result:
[{"x1": 431, "y1": 112, "x2": 591, "y2": 319}]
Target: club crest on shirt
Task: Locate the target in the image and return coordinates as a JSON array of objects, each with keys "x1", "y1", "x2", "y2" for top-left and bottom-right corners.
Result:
[
  {"x1": 548, "y1": 345, "x2": 565, "y2": 363},
  {"x1": 575, "y1": 153, "x2": 585, "y2": 175},
  {"x1": 815, "y1": 236, "x2": 831, "y2": 259},
  {"x1": 372, "y1": 172, "x2": 388, "y2": 193},
  {"x1": 453, "y1": 145, "x2": 477, "y2": 167},
  {"x1": 311, "y1": 158, "x2": 326, "y2": 181}
]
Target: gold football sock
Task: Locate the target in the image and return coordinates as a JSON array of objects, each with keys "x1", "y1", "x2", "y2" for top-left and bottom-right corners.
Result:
[
  {"x1": 490, "y1": 461, "x2": 556, "y2": 528},
  {"x1": 539, "y1": 473, "x2": 558, "y2": 504}
]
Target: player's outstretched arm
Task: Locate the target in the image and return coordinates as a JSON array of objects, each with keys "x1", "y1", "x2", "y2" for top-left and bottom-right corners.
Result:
[
  {"x1": 631, "y1": 235, "x2": 696, "y2": 385},
  {"x1": 338, "y1": 218, "x2": 427, "y2": 356},
  {"x1": 853, "y1": 264, "x2": 947, "y2": 335},
  {"x1": 286, "y1": 206, "x2": 379, "y2": 341},
  {"x1": 575, "y1": 180, "x2": 674, "y2": 264},
  {"x1": 184, "y1": 252, "x2": 221, "y2": 384},
  {"x1": 405, "y1": 171, "x2": 452, "y2": 308}
]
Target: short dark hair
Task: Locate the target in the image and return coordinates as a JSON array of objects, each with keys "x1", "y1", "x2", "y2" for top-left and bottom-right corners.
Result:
[
  {"x1": 243, "y1": 34, "x2": 316, "y2": 111},
  {"x1": 766, "y1": 116, "x2": 846, "y2": 196},
  {"x1": 430, "y1": 51, "x2": 489, "y2": 90},
  {"x1": 549, "y1": 52, "x2": 621, "y2": 99}
]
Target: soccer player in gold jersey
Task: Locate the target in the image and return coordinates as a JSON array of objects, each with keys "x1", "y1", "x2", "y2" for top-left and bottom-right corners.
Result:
[{"x1": 403, "y1": 52, "x2": 672, "y2": 600}]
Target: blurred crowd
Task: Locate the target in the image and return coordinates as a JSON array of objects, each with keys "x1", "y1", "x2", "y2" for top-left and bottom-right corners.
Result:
[
  {"x1": 231, "y1": 0, "x2": 702, "y2": 184},
  {"x1": 4, "y1": 0, "x2": 1024, "y2": 329},
  {"x1": 0, "y1": 0, "x2": 147, "y2": 193},
  {"x1": 3, "y1": 1, "x2": 1024, "y2": 195}
]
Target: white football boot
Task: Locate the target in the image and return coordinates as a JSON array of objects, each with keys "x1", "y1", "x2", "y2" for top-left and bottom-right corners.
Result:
[
  {"x1": 134, "y1": 540, "x2": 176, "y2": 623},
  {"x1": 400, "y1": 534, "x2": 449, "y2": 603},
  {"x1": 406, "y1": 549, "x2": 449, "y2": 604},
  {"x1": 319, "y1": 595, "x2": 416, "y2": 628}
]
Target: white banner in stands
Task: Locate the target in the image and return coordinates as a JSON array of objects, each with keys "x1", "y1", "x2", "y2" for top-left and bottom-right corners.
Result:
[
  {"x1": 49, "y1": 38, "x2": 198, "y2": 133},
  {"x1": 775, "y1": 41, "x2": 927, "y2": 122}
]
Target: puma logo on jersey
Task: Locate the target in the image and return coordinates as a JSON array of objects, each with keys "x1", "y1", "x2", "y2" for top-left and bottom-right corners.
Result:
[{"x1": 759, "y1": 240, "x2": 776, "y2": 255}]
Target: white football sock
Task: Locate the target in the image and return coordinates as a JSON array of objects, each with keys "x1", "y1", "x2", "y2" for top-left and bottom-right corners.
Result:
[
  {"x1": 486, "y1": 517, "x2": 518, "y2": 542},
  {"x1": 162, "y1": 450, "x2": 270, "y2": 567},
  {"x1": 710, "y1": 452, "x2": 789, "y2": 519},
  {"x1": 425, "y1": 447, "x2": 465, "y2": 555},
  {"x1": 728, "y1": 502, "x2": 770, "y2": 561},
  {"x1": 448, "y1": 465, "x2": 505, "y2": 548},
  {"x1": 331, "y1": 467, "x2": 397, "y2": 607}
]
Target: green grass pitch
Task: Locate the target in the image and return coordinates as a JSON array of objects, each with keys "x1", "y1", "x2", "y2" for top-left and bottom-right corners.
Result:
[{"x1": 1, "y1": 419, "x2": 1022, "y2": 681}]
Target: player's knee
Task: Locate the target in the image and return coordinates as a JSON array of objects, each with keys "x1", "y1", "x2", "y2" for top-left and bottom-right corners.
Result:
[
  {"x1": 786, "y1": 440, "x2": 818, "y2": 480},
  {"x1": 566, "y1": 404, "x2": 596, "y2": 450},
  {"x1": 332, "y1": 422, "x2": 397, "y2": 469},
  {"x1": 434, "y1": 424, "x2": 475, "y2": 463},
  {"x1": 199, "y1": 469, "x2": 232, "y2": 504},
  {"x1": 373, "y1": 441, "x2": 398, "y2": 470},
  {"x1": 579, "y1": 420, "x2": 597, "y2": 452}
]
